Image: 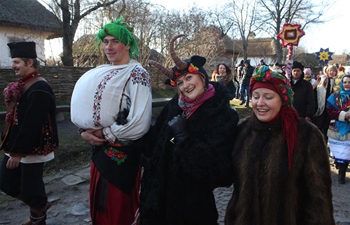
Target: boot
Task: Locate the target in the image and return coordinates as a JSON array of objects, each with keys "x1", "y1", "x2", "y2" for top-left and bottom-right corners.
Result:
[
  {"x1": 338, "y1": 162, "x2": 349, "y2": 184},
  {"x1": 22, "y1": 201, "x2": 52, "y2": 225}
]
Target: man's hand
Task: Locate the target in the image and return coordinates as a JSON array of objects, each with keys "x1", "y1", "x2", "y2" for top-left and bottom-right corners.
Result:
[
  {"x1": 81, "y1": 129, "x2": 106, "y2": 146},
  {"x1": 6, "y1": 156, "x2": 22, "y2": 169}
]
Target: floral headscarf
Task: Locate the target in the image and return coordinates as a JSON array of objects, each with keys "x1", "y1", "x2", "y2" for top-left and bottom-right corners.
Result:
[
  {"x1": 250, "y1": 65, "x2": 299, "y2": 171},
  {"x1": 250, "y1": 66, "x2": 294, "y2": 106}
]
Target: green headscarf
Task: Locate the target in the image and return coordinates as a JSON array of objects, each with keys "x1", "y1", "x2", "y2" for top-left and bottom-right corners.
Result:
[{"x1": 96, "y1": 16, "x2": 139, "y2": 59}]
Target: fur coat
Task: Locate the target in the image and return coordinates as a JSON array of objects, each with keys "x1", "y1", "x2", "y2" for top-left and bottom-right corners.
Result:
[
  {"x1": 225, "y1": 114, "x2": 335, "y2": 225},
  {"x1": 140, "y1": 82, "x2": 239, "y2": 225}
]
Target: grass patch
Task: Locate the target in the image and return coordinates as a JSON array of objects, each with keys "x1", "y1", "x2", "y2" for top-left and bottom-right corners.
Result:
[{"x1": 230, "y1": 99, "x2": 252, "y2": 119}]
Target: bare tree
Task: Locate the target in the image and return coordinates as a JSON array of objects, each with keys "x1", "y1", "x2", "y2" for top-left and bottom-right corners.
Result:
[
  {"x1": 226, "y1": 0, "x2": 262, "y2": 60},
  {"x1": 258, "y1": 0, "x2": 330, "y2": 63},
  {"x1": 41, "y1": 0, "x2": 125, "y2": 66}
]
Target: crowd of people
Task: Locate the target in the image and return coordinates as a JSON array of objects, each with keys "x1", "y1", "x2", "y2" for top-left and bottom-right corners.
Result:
[{"x1": 0, "y1": 16, "x2": 348, "y2": 225}]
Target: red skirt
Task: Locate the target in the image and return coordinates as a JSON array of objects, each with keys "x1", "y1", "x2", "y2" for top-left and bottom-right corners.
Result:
[{"x1": 90, "y1": 161, "x2": 141, "y2": 225}]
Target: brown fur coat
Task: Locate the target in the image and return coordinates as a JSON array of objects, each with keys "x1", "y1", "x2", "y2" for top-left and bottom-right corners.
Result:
[{"x1": 225, "y1": 114, "x2": 335, "y2": 225}]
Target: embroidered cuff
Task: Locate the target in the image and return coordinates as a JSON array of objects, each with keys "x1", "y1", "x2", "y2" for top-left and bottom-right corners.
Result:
[
  {"x1": 339, "y1": 111, "x2": 347, "y2": 122},
  {"x1": 102, "y1": 127, "x2": 117, "y2": 143},
  {"x1": 78, "y1": 128, "x2": 86, "y2": 134}
]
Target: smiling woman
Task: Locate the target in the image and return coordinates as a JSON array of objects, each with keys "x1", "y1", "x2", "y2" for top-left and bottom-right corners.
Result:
[
  {"x1": 140, "y1": 34, "x2": 239, "y2": 225},
  {"x1": 225, "y1": 65, "x2": 335, "y2": 225},
  {"x1": 326, "y1": 74, "x2": 350, "y2": 185}
]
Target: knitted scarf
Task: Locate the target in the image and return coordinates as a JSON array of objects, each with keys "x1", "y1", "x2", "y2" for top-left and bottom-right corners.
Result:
[
  {"x1": 213, "y1": 72, "x2": 232, "y2": 86},
  {"x1": 178, "y1": 83, "x2": 215, "y2": 119}
]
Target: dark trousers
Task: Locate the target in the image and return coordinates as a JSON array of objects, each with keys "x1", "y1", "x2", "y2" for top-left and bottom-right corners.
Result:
[
  {"x1": 240, "y1": 84, "x2": 249, "y2": 103},
  {"x1": 0, "y1": 155, "x2": 47, "y2": 208}
]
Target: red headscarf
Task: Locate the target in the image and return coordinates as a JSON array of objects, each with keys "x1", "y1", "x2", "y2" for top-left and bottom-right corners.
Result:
[{"x1": 250, "y1": 66, "x2": 299, "y2": 171}]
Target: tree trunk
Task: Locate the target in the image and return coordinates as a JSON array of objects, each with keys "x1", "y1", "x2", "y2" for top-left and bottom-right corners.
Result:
[{"x1": 61, "y1": 32, "x2": 74, "y2": 66}]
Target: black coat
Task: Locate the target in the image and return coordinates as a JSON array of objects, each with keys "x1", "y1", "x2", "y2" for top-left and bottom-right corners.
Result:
[
  {"x1": 140, "y1": 82, "x2": 239, "y2": 225},
  {"x1": 290, "y1": 78, "x2": 315, "y2": 118},
  {"x1": 1, "y1": 81, "x2": 58, "y2": 156}
]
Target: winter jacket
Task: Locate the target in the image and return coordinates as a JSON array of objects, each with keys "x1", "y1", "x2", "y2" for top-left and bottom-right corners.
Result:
[
  {"x1": 291, "y1": 78, "x2": 315, "y2": 118},
  {"x1": 225, "y1": 114, "x2": 335, "y2": 225},
  {"x1": 140, "y1": 82, "x2": 239, "y2": 225}
]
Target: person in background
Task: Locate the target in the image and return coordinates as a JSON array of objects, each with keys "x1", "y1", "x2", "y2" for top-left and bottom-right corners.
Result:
[
  {"x1": 236, "y1": 60, "x2": 245, "y2": 82},
  {"x1": 345, "y1": 67, "x2": 350, "y2": 75},
  {"x1": 269, "y1": 62, "x2": 284, "y2": 74},
  {"x1": 0, "y1": 41, "x2": 59, "y2": 225},
  {"x1": 70, "y1": 17, "x2": 152, "y2": 225},
  {"x1": 225, "y1": 65, "x2": 335, "y2": 225},
  {"x1": 141, "y1": 34, "x2": 239, "y2": 225},
  {"x1": 239, "y1": 59, "x2": 254, "y2": 107},
  {"x1": 233, "y1": 67, "x2": 241, "y2": 99},
  {"x1": 326, "y1": 74, "x2": 350, "y2": 184},
  {"x1": 257, "y1": 58, "x2": 267, "y2": 68},
  {"x1": 290, "y1": 61, "x2": 315, "y2": 121},
  {"x1": 334, "y1": 66, "x2": 345, "y2": 92},
  {"x1": 313, "y1": 65, "x2": 337, "y2": 141},
  {"x1": 235, "y1": 60, "x2": 245, "y2": 99},
  {"x1": 211, "y1": 63, "x2": 236, "y2": 100},
  {"x1": 304, "y1": 67, "x2": 316, "y2": 86}
]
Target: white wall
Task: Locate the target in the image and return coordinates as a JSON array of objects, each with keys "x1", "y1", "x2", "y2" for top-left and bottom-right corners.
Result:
[
  {"x1": 0, "y1": 27, "x2": 49, "y2": 68},
  {"x1": 235, "y1": 57, "x2": 277, "y2": 67}
]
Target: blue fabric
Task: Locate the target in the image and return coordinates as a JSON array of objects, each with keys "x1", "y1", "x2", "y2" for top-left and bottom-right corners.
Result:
[{"x1": 327, "y1": 75, "x2": 350, "y2": 135}]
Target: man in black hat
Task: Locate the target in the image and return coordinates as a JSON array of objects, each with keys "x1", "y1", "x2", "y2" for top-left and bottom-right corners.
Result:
[
  {"x1": 289, "y1": 61, "x2": 315, "y2": 121},
  {"x1": 0, "y1": 41, "x2": 59, "y2": 225}
]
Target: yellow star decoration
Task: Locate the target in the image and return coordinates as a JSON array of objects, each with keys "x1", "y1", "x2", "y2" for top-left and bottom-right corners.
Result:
[
  {"x1": 315, "y1": 48, "x2": 333, "y2": 64},
  {"x1": 319, "y1": 52, "x2": 329, "y2": 61}
]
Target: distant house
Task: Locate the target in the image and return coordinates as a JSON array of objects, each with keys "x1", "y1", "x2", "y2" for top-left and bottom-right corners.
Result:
[
  {"x1": 203, "y1": 27, "x2": 278, "y2": 69},
  {"x1": 232, "y1": 33, "x2": 279, "y2": 67},
  {"x1": 0, "y1": 0, "x2": 61, "y2": 67},
  {"x1": 329, "y1": 54, "x2": 350, "y2": 66}
]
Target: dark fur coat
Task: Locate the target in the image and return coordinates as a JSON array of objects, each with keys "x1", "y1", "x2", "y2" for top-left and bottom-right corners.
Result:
[
  {"x1": 225, "y1": 114, "x2": 335, "y2": 225},
  {"x1": 140, "y1": 82, "x2": 239, "y2": 225}
]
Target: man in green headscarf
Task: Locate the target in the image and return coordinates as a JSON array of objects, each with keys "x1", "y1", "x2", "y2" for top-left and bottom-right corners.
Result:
[{"x1": 70, "y1": 16, "x2": 152, "y2": 224}]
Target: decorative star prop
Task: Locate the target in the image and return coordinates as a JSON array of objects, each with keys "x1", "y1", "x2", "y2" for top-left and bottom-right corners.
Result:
[
  {"x1": 276, "y1": 23, "x2": 305, "y2": 48},
  {"x1": 315, "y1": 48, "x2": 333, "y2": 65}
]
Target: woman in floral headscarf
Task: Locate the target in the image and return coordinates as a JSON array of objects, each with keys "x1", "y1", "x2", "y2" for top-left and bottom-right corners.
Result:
[
  {"x1": 140, "y1": 34, "x2": 239, "y2": 225},
  {"x1": 225, "y1": 66, "x2": 335, "y2": 225},
  {"x1": 327, "y1": 74, "x2": 350, "y2": 184}
]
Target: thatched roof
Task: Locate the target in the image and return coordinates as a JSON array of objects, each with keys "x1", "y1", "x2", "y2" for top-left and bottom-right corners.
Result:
[
  {"x1": 0, "y1": 0, "x2": 62, "y2": 39},
  {"x1": 329, "y1": 54, "x2": 350, "y2": 66},
  {"x1": 232, "y1": 37, "x2": 278, "y2": 58}
]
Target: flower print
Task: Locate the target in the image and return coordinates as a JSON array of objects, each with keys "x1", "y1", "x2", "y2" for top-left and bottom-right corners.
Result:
[
  {"x1": 104, "y1": 147, "x2": 128, "y2": 165},
  {"x1": 116, "y1": 151, "x2": 126, "y2": 159},
  {"x1": 106, "y1": 148, "x2": 115, "y2": 157},
  {"x1": 188, "y1": 63, "x2": 199, "y2": 74}
]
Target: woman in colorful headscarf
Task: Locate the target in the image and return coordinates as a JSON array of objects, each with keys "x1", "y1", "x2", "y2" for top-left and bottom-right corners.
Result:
[
  {"x1": 139, "y1": 34, "x2": 239, "y2": 225},
  {"x1": 225, "y1": 66, "x2": 335, "y2": 225},
  {"x1": 327, "y1": 74, "x2": 350, "y2": 184}
]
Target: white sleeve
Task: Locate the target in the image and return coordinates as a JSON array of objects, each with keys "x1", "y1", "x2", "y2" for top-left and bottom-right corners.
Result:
[{"x1": 103, "y1": 67, "x2": 152, "y2": 142}]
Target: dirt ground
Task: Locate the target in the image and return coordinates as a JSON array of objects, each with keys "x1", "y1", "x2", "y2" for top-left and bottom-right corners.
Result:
[{"x1": 0, "y1": 119, "x2": 350, "y2": 225}]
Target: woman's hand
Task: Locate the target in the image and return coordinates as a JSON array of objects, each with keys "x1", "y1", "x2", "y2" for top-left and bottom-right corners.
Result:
[
  {"x1": 81, "y1": 129, "x2": 106, "y2": 146},
  {"x1": 345, "y1": 112, "x2": 350, "y2": 121}
]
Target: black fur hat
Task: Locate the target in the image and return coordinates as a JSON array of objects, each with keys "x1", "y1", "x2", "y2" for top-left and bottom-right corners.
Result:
[{"x1": 7, "y1": 42, "x2": 37, "y2": 58}]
